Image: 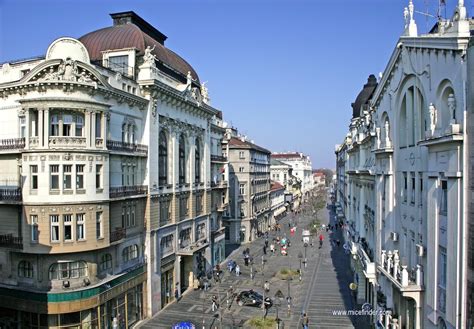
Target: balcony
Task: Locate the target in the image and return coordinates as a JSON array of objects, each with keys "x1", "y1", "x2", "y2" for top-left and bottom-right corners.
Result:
[
  {"x1": 211, "y1": 180, "x2": 228, "y2": 189},
  {"x1": 0, "y1": 138, "x2": 25, "y2": 152},
  {"x1": 49, "y1": 136, "x2": 87, "y2": 149},
  {"x1": 0, "y1": 234, "x2": 23, "y2": 249},
  {"x1": 353, "y1": 241, "x2": 376, "y2": 280},
  {"x1": 0, "y1": 188, "x2": 22, "y2": 203},
  {"x1": 110, "y1": 227, "x2": 126, "y2": 243},
  {"x1": 106, "y1": 140, "x2": 148, "y2": 156},
  {"x1": 211, "y1": 155, "x2": 227, "y2": 163},
  {"x1": 109, "y1": 185, "x2": 148, "y2": 199},
  {"x1": 378, "y1": 250, "x2": 424, "y2": 293}
]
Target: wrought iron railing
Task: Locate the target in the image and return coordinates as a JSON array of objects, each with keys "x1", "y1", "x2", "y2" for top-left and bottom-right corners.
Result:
[
  {"x1": 0, "y1": 234, "x2": 23, "y2": 249},
  {"x1": 109, "y1": 185, "x2": 148, "y2": 198},
  {"x1": 0, "y1": 188, "x2": 22, "y2": 202},
  {"x1": 106, "y1": 140, "x2": 148, "y2": 156},
  {"x1": 0, "y1": 138, "x2": 25, "y2": 150},
  {"x1": 110, "y1": 227, "x2": 126, "y2": 243},
  {"x1": 211, "y1": 155, "x2": 227, "y2": 162}
]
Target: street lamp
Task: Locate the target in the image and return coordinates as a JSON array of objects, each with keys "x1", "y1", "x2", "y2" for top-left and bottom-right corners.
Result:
[
  {"x1": 274, "y1": 290, "x2": 284, "y2": 329},
  {"x1": 304, "y1": 243, "x2": 308, "y2": 268},
  {"x1": 298, "y1": 251, "x2": 303, "y2": 276}
]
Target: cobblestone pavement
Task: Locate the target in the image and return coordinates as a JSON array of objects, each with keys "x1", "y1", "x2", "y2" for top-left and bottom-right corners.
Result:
[{"x1": 139, "y1": 192, "x2": 370, "y2": 328}]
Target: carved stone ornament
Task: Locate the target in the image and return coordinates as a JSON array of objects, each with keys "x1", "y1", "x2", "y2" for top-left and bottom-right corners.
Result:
[
  {"x1": 151, "y1": 98, "x2": 158, "y2": 123},
  {"x1": 35, "y1": 59, "x2": 98, "y2": 84}
]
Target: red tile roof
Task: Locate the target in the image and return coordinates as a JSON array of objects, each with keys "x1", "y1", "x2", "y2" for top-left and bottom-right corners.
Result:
[
  {"x1": 271, "y1": 181, "x2": 285, "y2": 191},
  {"x1": 228, "y1": 137, "x2": 271, "y2": 154}
]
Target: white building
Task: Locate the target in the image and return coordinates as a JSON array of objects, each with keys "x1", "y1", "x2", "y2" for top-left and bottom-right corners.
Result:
[
  {"x1": 336, "y1": 1, "x2": 474, "y2": 328},
  {"x1": 0, "y1": 11, "x2": 226, "y2": 326},
  {"x1": 271, "y1": 152, "x2": 314, "y2": 198}
]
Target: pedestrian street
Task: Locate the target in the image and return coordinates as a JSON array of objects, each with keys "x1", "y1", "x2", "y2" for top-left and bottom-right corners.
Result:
[{"x1": 140, "y1": 193, "x2": 369, "y2": 328}]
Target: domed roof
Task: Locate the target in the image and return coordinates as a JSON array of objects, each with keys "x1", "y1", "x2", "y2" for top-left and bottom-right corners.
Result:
[
  {"x1": 351, "y1": 74, "x2": 377, "y2": 118},
  {"x1": 79, "y1": 11, "x2": 199, "y2": 83}
]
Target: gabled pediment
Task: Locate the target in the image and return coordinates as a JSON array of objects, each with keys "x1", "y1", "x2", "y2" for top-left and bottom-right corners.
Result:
[{"x1": 24, "y1": 58, "x2": 108, "y2": 87}]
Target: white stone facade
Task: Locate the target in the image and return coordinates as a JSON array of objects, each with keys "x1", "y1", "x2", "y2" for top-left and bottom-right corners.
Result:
[{"x1": 335, "y1": 2, "x2": 474, "y2": 328}]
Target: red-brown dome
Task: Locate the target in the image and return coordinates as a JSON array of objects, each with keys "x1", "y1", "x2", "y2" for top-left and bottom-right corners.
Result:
[{"x1": 79, "y1": 12, "x2": 199, "y2": 82}]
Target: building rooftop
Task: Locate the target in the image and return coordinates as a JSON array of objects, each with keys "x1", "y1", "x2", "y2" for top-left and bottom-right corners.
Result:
[
  {"x1": 79, "y1": 11, "x2": 199, "y2": 83},
  {"x1": 271, "y1": 181, "x2": 285, "y2": 191},
  {"x1": 228, "y1": 137, "x2": 271, "y2": 154},
  {"x1": 351, "y1": 74, "x2": 377, "y2": 118}
]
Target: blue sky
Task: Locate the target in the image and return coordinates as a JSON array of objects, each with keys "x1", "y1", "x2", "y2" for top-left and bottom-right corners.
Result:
[{"x1": 0, "y1": 0, "x2": 463, "y2": 168}]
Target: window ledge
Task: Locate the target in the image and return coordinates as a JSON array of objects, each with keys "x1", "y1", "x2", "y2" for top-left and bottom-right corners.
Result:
[
  {"x1": 96, "y1": 188, "x2": 103, "y2": 193},
  {"x1": 63, "y1": 190, "x2": 73, "y2": 195},
  {"x1": 76, "y1": 189, "x2": 86, "y2": 194},
  {"x1": 49, "y1": 190, "x2": 60, "y2": 195}
]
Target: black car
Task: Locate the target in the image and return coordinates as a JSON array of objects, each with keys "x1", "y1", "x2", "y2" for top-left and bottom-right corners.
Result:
[{"x1": 236, "y1": 290, "x2": 273, "y2": 308}]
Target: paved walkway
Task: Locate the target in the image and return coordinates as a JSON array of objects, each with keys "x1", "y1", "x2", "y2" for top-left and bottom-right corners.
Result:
[{"x1": 139, "y1": 193, "x2": 370, "y2": 328}]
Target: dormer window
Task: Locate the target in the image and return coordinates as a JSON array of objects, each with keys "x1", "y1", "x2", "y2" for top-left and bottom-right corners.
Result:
[{"x1": 108, "y1": 55, "x2": 129, "y2": 75}]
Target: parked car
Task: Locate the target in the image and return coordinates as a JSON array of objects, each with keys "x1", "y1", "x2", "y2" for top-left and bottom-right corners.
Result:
[{"x1": 236, "y1": 290, "x2": 273, "y2": 308}]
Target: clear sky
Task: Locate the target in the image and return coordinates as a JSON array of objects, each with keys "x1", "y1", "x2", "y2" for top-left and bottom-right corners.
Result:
[{"x1": 0, "y1": 0, "x2": 464, "y2": 168}]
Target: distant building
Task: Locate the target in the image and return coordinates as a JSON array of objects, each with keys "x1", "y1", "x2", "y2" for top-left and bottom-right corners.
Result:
[
  {"x1": 270, "y1": 181, "x2": 286, "y2": 223},
  {"x1": 226, "y1": 135, "x2": 271, "y2": 243},
  {"x1": 271, "y1": 152, "x2": 314, "y2": 198},
  {"x1": 313, "y1": 172, "x2": 326, "y2": 188}
]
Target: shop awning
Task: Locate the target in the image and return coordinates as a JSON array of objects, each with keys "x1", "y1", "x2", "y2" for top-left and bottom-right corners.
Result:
[{"x1": 273, "y1": 207, "x2": 286, "y2": 216}]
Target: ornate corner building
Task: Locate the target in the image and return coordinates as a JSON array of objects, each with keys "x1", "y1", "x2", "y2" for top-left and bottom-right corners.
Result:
[
  {"x1": 0, "y1": 11, "x2": 227, "y2": 328},
  {"x1": 335, "y1": 1, "x2": 474, "y2": 328}
]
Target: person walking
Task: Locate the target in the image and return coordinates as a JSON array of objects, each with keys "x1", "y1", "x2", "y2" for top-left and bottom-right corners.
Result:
[
  {"x1": 270, "y1": 243, "x2": 275, "y2": 254},
  {"x1": 204, "y1": 278, "x2": 209, "y2": 291},
  {"x1": 302, "y1": 313, "x2": 309, "y2": 329},
  {"x1": 319, "y1": 234, "x2": 324, "y2": 249},
  {"x1": 264, "y1": 281, "x2": 270, "y2": 293},
  {"x1": 174, "y1": 285, "x2": 180, "y2": 302},
  {"x1": 235, "y1": 264, "x2": 241, "y2": 276},
  {"x1": 263, "y1": 245, "x2": 267, "y2": 255},
  {"x1": 211, "y1": 295, "x2": 218, "y2": 312}
]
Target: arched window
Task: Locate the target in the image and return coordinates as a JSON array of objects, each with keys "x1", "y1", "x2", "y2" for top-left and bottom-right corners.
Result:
[
  {"x1": 399, "y1": 86, "x2": 425, "y2": 147},
  {"x1": 159, "y1": 131, "x2": 168, "y2": 186},
  {"x1": 100, "y1": 253, "x2": 112, "y2": 271},
  {"x1": 123, "y1": 244, "x2": 139, "y2": 262},
  {"x1": 18, "y1": 261, "x2": 33, "y2": 278},
  {"x1": 195, "y1": 138, "x2": 201, "y2": 183},
  {"x1": 49, "y1": 261, "x2": 87, "y2": 280},
  {"x1": 122, "y1": 124, "x2": 128, "y2": 143},
  {"x1": 179, "y1": 134, "x2": 186, "y2": 184}
]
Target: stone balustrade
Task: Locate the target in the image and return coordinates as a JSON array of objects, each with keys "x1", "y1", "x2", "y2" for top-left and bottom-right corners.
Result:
[
  {"x1": 380, "y1": 249, "x2": 423, "y2": 289},
  {"x1": 49, "y1": 136, "x2": 87, "y2": 149}
]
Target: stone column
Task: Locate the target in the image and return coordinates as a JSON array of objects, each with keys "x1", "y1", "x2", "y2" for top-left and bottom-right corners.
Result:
[
  {"x1": 38, "y1": 108, "x2": 44, "y2": 148},
  {"x1": 85, "y1": 111, "x2": 92, "y2": 148},
  {"x1": 101, "y1": 112, "x2": 106, "y2": 149},
  {"x1": 43, "y1": 109, "x2": 49, "y2": 149},
  {"x1": 24, "y1": 109, "x2": 30, "y2": 149},
  {"x1": 91, "y1": 112, "x2": 96, "y2": 148}
]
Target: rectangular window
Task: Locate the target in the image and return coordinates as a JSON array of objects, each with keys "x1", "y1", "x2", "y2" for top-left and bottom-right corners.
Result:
[
  {"x1": 51, "y1": 114, "x2": 59, "y2": 136},
  {"x1": 239, "y1": 183, "x2": 245, "y2": 195},
  {"x1": 131, "y1": 205, "x2": 136, "y2": 227},
  {"x1": 31, "y1": 165, "x2": 38, "y2": 190},
  {"x1": 19, "y1": 117, "x2": 26, "y2": 138},
  {"x1": 440, "y1": 180, "x2": 448, "y2": 215},
  {"x1": 50, "y1": 215, "x2": 60, "y2": 242},
  {"x1": 196, "y1": 195, "x2": 203, "y2": 215},
  {"x1": 240, "y1": 203, "x2": 245, "y2": 217},
  {"x1": 63, "y1": 214, "x2": 73, "y2": 241},
  {"x1": 76, "y1": 213, "x2": 85, "y2": 240},
  {"x1": 108, "y1": 55, "x2": 129, "y2": 75},
  {"x1": 438, "y1": 246, "x2": 447, "y2": 313},
  {"x1": 239, "y1": 167, "x2": 244, "y2": 172},
  {"x1": 96, "y1": 165, "x2": 102, "y2": 189},
  {"x1": 63, "y1": 165, "x2": 72, "y2": 190},
  {"x1": 180, "y1": 196, "x2": 188, "y2": 219},
  {"x1": 96, "y1": 212, "x2": 103, "y2": 239},
  {"x1": 31, "y1": 215, "x2": 38, "y2": 242},
  {"x1": 76, "y1": 165, "x2": 84, "y2": 189},
  {"x1": 159, "y1": 199, "x2": 170, "y2": 224},
  {"x1": 403, "y1": 173, "x2": 407, "y2": 203},
  {"x1": 126, "y1": 206, "x2": 131, "y2": 227},
  {"x1": 95, "y1": 114, "x2": 102, "y2": 138},
  {"x1": 419, "y1": 173, "x2": 423, "y2": 206},
  {"x1": 239, "y1": 151, "x2": 245, "y2": 159},
  {"x1": 410, "y1": 173, "x2": 415, "y2": 204},
  {"x1": 62, "y1": 114, "x2": 73, "y2": 136},
  {"x1": 75, "y1": 115, "x2": 84, "y2": 137},
  {"x1": 50, "y1": 165, "x2": 59, "y2": 190}
]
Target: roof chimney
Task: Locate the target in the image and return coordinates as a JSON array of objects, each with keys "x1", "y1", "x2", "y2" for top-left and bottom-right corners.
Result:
[{"x1": 110, "y1": 11, "x2": 167, "y2": 45}]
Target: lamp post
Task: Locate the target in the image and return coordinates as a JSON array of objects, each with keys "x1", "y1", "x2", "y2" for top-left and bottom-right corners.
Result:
[
  {"x1": 298, "y1": 251, "x2": 303, "y2": 276},
  {"x1": 304, "y1": 243, "x2": 308, "y2": 268},
  {"x1": 274, "y1": 290, "x2": 284, "y2": 329}
]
